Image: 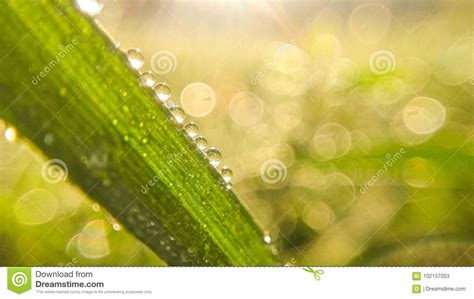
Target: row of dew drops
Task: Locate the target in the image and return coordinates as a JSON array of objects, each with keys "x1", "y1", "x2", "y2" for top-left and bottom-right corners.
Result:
[
  {"x1": 126, "y1": 49, "x2": 233, "y2": 190},
  {"x1": 76, "y1": 0, "x2": 274, "y2": 251}
]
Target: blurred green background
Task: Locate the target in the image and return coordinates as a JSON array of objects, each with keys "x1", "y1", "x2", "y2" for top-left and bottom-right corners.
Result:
[{"x1": 1, "y1": 0, "x2": 473, "y2": 266}]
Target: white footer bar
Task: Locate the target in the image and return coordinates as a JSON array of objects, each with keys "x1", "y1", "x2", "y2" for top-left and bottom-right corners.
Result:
[{"x1": 1, "y1": 267, "x2": 472, "y2": 298}]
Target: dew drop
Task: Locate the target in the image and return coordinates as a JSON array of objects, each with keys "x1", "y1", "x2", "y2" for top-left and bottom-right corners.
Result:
[
  {"x1": 59, "y1": 87, "x2": 67, "y2": 97},
  {"x1": 206, "y1": 147, "x2": 222, "y2": 167},
  {"x1": 225, "y1": 183, "x2": 232, "y2": 190},
  {"x1": 139, "y1": 71, "x2": 156, "y2": 88},
  {"x1": 112, "y1": 223, "x2": 121, "y2": 231},
  {"x1": 44, "y1": 133, "x2": 54, "y2": 146},
  {"x1": 220, "y1": 166, "x2": 233, "y2": 183},
  {"x1": 169, "y1": 106, "x2": 186, "y2": 124},
  {"x1": 92, "y1": 203, "x2": 101, "y2": 212},
  {"x1": 194, "y1": 136, "x2": 208, "y2": 150},
  {"x1": 5, "y1": 127, "x2": 16, "y2": 143},
  {"x1": 127, "y1": 49, "x2": 144, "y2": 70},
  {"x1": 164, "y1": 99, "x2": 176, "y2": 109},
  {"x1": 154, "y1": 83, "x2": 171, "y2": 102},
  {"x1": 76, "y1": 0, "x2": 103, "y2": 16},
  {"x1": 263, "y1": 232, "x2": 272, "y2": 244},
  {"x1": 184, "y1": 122, "x2": 199, "y2": 138},
  {"x1": 112, "y1": 119, "x2": 118, "y2": 126}
]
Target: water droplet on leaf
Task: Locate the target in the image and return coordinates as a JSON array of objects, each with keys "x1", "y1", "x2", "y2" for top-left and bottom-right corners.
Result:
[
  {"x1": 154, "y1": 83, "x2": 171, "y2": 102},
  {"x1": 44, "y1": 133, "x2": 54, "y2": 145},
  {"x1": 5, "y1": 127, "x2": 16, "y2": 143},
  {"x1": 194, "y1": 136, "x2": 208, "y2": 150},
  {"x1": 263, "y1": 232, "x2": 272, "y2": 244},
  {"x1": 76, "y1": 0, "x2": 104, "y2": 16},
  {"x1": 206, "y1": 147, "x2": 222, "y2": 167},
  {"x1": 127, "y1": 48, "x2": 144, "y2": 70},
  {"x1": 139, "y1": 71, "x2": 156, "y2": 87},
  {"x1": 169, "y1": 106, "x2": 185, "y2": 124},
  {"x1": 184, "y1": 122, "x2": 199, "y2": 138},
  {"x1": 220, "y1": 166, "x2": 233, "y2": 183},
  {"x1": 112, "y1": 223, "x2": 121, "y2": 231},
  {"x1": 59, "y1": 87, "x2": 67, "y2": 96}
]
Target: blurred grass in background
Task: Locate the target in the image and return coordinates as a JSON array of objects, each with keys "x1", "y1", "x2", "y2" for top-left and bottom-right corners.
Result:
[{"x1": 1, "y1": 0, "x2": 473, "y2": 266}]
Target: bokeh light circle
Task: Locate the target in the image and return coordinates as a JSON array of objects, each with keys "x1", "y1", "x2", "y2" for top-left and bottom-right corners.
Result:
[
  {"x1": 77, "y1": 220, "x2": 110, "y2": 259},
  {"x1": 15, "y1": 189, "x2": 58, "y2": 225},
  {"x1": 180, "y1": 82, "x2": 216, "y2": 117},
  {"x1": 403, "y1": 97, "x2": 446, "y2": 134},
  {"x1": 402, "y1": 157, "x2": 436, "y2": 188},
  {"x1": 303, "y1": 201, "x2": 335, "y2": 230},
  {"x1": 349, "y1": 4, "x2": 392, "y2": 43},
  {"x1": 311, "y1": 123, "x2": 352, "y2": 160},
  {"x1": 229, "y1": 92, "x2": 264, "y2": 126}
]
